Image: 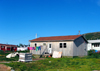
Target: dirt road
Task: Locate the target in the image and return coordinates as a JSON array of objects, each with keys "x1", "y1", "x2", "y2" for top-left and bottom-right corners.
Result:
[{"x1": 0, "y1": 64, "x2": 11, "y2": 71}]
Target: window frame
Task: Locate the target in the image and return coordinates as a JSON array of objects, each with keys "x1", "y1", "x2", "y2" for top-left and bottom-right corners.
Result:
[
  {"x1": 1, "y1": 46, "x2": 4, "y2": 48},
  {"x1": 63, "y1": 43, "x2": 66, "y2": 48},
  {"x1": 49, "y1": 44, "x2": 51, "y2": 48},
  {"x1": 35, "y1": 43, "x2": 37, "y2": 47},
  {"x1": 43, "y1": 43, "x2": 46, "y2": 46},
  {"x1": 59, "y1": 43, "x2": 67, "y2": 48},
  {"x1": 59, "y1": 43, "x2": 63, "y2": 48},
  {"x1": 92, "y1": 43, "x2": 100, "y2": 47}
]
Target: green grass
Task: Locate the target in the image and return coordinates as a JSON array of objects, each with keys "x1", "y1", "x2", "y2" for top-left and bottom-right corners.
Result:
[
  {"x1": 2, "y1": 50, "x2": 100, "y2": 71},
  {"x1": 4, "y1": 57, "x2": 100, "y2": 71},
  {"x1": 0, "y1": 50, "x2": 30, "y2": 61},
  {"x1": 84, "y1": 32, "x2": 100, "y2": 40},
  {"x1": 0, "y1": 50, "x2": 18, "y2": 61}
]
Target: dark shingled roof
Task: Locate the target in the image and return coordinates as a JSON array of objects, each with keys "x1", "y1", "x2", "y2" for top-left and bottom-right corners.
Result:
[{"x1": 29, "y1": 35, "x2": 82, "y2": 42}]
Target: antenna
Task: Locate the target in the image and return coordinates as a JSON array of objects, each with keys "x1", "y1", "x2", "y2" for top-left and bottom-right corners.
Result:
[
  {"x1": 35, "y1": 33, "x2": 37, "y2": 38},
  {"x1": 78, "y1": 31, "x2": 80, "y2": 35}
]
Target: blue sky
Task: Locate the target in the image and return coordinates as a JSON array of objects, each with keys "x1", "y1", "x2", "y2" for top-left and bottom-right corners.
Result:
[{"x1": 0, "y1": 0, "x2": 100, "y2": 45}]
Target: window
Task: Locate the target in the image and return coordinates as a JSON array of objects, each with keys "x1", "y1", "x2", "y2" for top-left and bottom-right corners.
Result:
[
  {"x1": 64, "y1": 43, "x2": 66, "y2": 48},
  {"x1": 43, "y1": 43, "x2": 46, "y2": 45},
  {"x1": 1, "y1": 46, "x2": 4, "y2": 48},
  {"x1": 35, "y1": 43, "x2": 37, "y2": 47},
  {"x1": 49, "y1": 44, "x2": 51, "y2": 48},
  {"x1": 92, "y1": 43, "x2": 100, "y2": 47},
  {"x1": 60, "y1": 43, "x2": 62, "y2": 48},
  {"x1": 59, "y1": 43, "x2": 67, "y2": 48}
]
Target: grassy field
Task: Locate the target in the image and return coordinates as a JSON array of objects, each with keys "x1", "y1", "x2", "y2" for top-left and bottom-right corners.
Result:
[
  {"x1": 0, "y1": 50, "x2": 29, "y2": 61},
  {"x1": 84, "y1": 32, "x2": 100, "y2": 40},
  {"x1": 1, "y1": 50, "x2": 100, "y2": 71},
  {"x1": 5, "y1": 57, "x2": 100, "y2": 71}
]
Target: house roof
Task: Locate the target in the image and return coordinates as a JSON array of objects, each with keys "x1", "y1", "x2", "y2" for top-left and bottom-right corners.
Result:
[
  {"x1": 0, "y1": 43, "x2": 17, "y2": 47},
  {"x1": 29, "y1": 35, "x2": 82, "y2": 42}
]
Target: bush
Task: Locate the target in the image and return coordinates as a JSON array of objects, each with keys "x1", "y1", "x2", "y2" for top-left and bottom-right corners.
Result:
[{"x1": 88, "y1": 50, "x2": 100, "y2": 58}]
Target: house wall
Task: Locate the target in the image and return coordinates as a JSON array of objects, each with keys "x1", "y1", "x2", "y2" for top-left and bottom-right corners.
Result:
[
  {"x1": 87, "y1": 43, "x2": 92, "y2": 50},
  {"x1": 87, "y1": 40, "x2": 100, "y2": 51},
  {"x1": 92, "y1": 46, "x2": 100, "y2": 51},
  {"x1": 5, "y1": 46, "x2": 11, "y2": 51},
  {"x1": 30, "y1": 41, "x2": 73, "y2": 56},
  {"x1": 87, "y1": 43, "x2": 100, "y2": 51},
  {"x1": 0, "y1": 45, "x2": 17, "y2": 51},
  {"x1": 73, "y1": 36, "x2": 87, "y2": 56},
  {"x1": 0, "y1": 46, "x2": 5, "y2": 51},
  {"x1": 92, "y1": 44, "x2": 100, "y2": 51}
]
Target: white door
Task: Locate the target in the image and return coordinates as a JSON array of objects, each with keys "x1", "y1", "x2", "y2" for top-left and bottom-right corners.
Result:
[{"x1": 48, "y1": 44, "x2": 52, "y2": 54}]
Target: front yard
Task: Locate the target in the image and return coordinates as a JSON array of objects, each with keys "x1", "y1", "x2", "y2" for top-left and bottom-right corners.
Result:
[
  {"x1": 5, "y1": 57, "x2": 100, "y2": 71},
  {"x1": 1, "y1": 50, "x2": 100, "y2": 71},
  {"x1": 0, "y1": 50, "x2": 30, "y2": 61}
]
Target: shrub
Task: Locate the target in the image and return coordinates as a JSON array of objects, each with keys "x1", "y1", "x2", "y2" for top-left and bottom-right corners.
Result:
[{"x1": 88, "y1": 50, "x2": 100, "y2": 58}]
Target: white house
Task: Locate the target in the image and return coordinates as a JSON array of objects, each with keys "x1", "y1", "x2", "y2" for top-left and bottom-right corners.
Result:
[{"x1": 87, "y1": 40, "x2": 100, "y2": 51}]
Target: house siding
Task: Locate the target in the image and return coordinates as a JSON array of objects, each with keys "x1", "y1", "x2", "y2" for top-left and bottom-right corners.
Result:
[
  {"x1": 0, "y1": 44, "x2": 17, "y2": 51},
  {"x1": 87, "y1": 43, "x2": 92, "y2": 50},
  {"x1": 87, "y1": 40, "x2": 100, "y2": 51},
  {"x1": 73, "y1": 36, "x2": 87, "y2": 56},
  {"x1": 30, "y1": 41, "x2": 73, "y2": 56}
]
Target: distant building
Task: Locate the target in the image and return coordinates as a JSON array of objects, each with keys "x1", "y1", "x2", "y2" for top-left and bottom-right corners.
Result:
[
  {"x1": 87, "y1": 40, "x2": 100, "y2": 51},
  {"x1": 29, "y1": 35, "x2": 88, "y2": 56},
  {"x1": 0, "y1": 44, "x2": 17, "y2": 51}
]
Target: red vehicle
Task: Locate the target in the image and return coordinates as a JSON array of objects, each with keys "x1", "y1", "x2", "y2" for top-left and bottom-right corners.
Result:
[{"x1": 0, "y1": 44, "x2": 17, "y2": 51}]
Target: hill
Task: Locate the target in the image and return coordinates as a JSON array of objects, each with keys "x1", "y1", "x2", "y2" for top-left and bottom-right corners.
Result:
[{"x1": 83, "y1": 32, "x2": 100, "y2": 40}]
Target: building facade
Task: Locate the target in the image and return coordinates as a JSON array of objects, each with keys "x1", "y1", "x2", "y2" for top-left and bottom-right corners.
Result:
[
  {"x1": 0, "y1": 44, "x2": 17, "y2": 51},
  {"x1": 87, "y1": 40, "x2": 100, "y2": 51}
]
